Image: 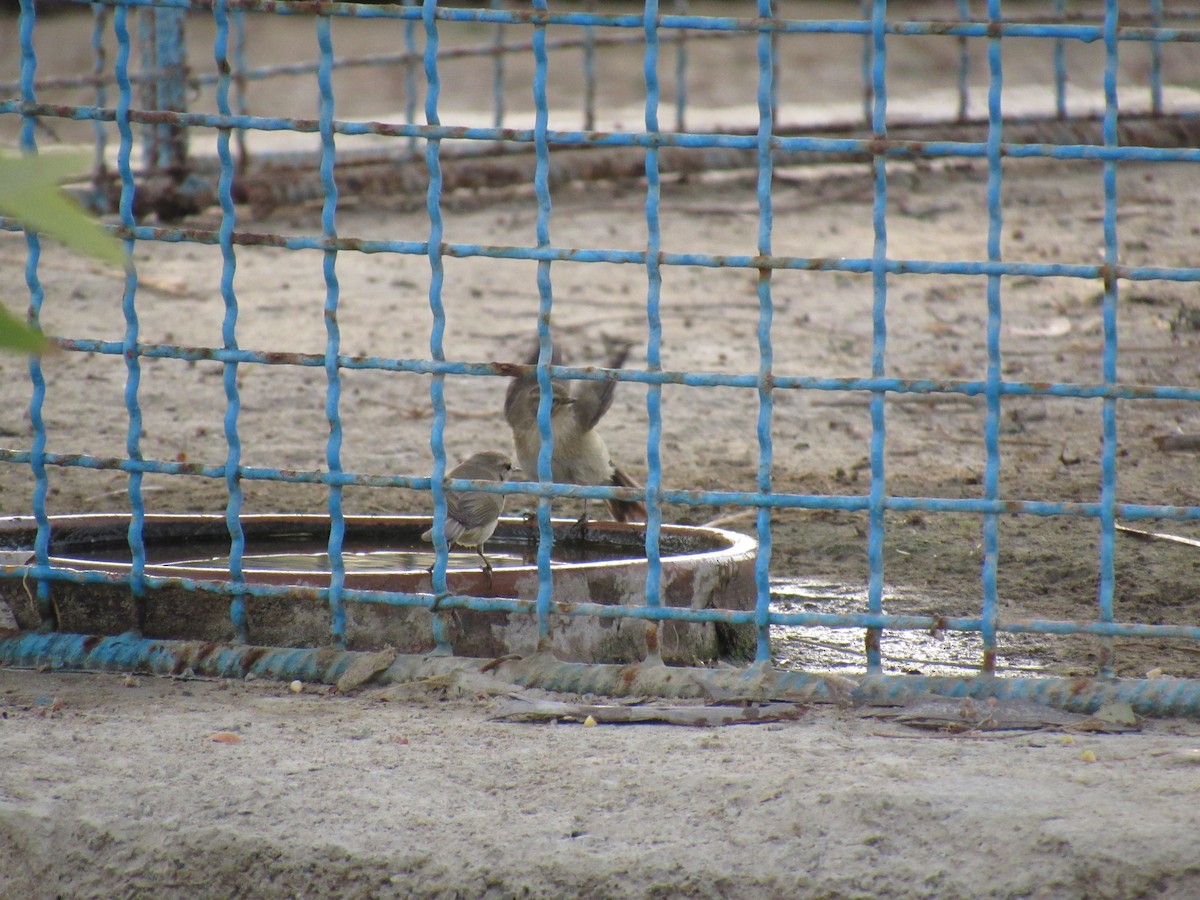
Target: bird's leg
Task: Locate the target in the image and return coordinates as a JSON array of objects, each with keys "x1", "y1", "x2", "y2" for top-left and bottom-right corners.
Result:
[
  {"x1": 567, "y1": 499, "x2": 590, "y2": 542},
  {"x1": 476, "y1": 547, "x2": 494, "y2": 590}
]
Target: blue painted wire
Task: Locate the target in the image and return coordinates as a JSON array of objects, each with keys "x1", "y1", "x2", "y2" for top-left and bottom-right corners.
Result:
[
  {"x1": 422, "y1": 0, "x2": 452, "y2": 653},
  {"x1": 1097, "y1": 0, "x2": 1121, "y2": 676},
  {"x1": 866, "y1": 0, "x2": 888, "y2": 673},
  {"x1": 214, "y1": 0, "x2": 248, "y2": 643},
  {"x1": 1053, "y1": 0, "x2": 1067, "y2": 120},
  {"x1": 115, "y1": 5, "x2": 148, "y2": 617},
  {"x1": 317, "y1": 15, "x2": 347, "y2": 646},
  {"x1": 18, "y1": 0, "x2": 52, "y2": 626},
  {"x1": 643, "y1": 0, "x2": 664, "y2": 612},
  {"x1": 753, "y1": 0, "x2": 777, "y2": 664},
  {"x1": 532, "y1": 0, "x2": 557, "y2": 643},
  {"x1": 980, "y1": 0, "x2": 1004, "y2": 674}
]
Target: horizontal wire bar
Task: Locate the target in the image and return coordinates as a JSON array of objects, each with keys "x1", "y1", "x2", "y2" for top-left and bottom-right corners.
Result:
[
  {"x1": 5, "y1": 631, "x2": 1200, "y2": 715},
  {"x1": 38, "y1": 337, "x2": 1200, "y2": 403},
  {"x1": 5, "y1": 217, "x2": 1200, "y2": 285},
  {"x1": 1, "y1": 448, "x2": 1197, "y2": 521},
  {"x1": 35, "y1": 0, "x2": 1200, "y2": 43},
  {"x1": 3, "y1": 563, "x2": 1199, "y2": 642},
  {"x1": 6, "y1": 101, "x2": 1200, "y2": 166}
]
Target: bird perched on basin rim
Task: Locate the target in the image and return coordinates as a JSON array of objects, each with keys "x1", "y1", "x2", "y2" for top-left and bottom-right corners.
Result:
[
  {"x1": 503, "y1": 341, "x2": 647, "y2": 528},
  {"x1": 421, "y1": 450, "x2": 513, "y2": 576}
]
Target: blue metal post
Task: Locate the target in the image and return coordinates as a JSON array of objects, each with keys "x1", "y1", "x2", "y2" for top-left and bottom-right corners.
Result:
[
  {"x1": 673, "y1": 0, "x2": 688, "y2": 132},
  {"x1": 89, "y1": 4, "x2": 110, "y2": 213},
  {"x1": 139, "y1": 7, "x2": 190, "y2": 173},
  {"x1": 1053, "y1": 0, "x2": 1068, "y2": 120},
  {"x1": 582, "y1": 0, "x2": 596, "y2": 131},
  {"x1": 491, "y1": 0, "x2": 507, "y2": 131},
  {"x1": 956, "y1": 0, "x2": 971, "y2": 122}
]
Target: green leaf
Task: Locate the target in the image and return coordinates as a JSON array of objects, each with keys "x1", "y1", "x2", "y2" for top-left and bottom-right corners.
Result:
[
  {"x1": 0, "y1": 149, "x2": 124, "y2": 268},
  {"x1": 0, "y1": 303, "x2": 48, "y2": 354}
]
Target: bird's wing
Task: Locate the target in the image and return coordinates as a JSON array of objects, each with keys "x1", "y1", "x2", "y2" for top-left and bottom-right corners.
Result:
[
  {"x1": 446, "y1": 489, "x2": 503, "y2": 535},
  {"x1": 422, "y1": 515, "x2": 465, "y2": 543},
  {"x1": 504, "y1": 341, "x2": 562, "y2": 426},
  {"x1": 571, "y1": 342, "x2": 631, "y2": 432}
]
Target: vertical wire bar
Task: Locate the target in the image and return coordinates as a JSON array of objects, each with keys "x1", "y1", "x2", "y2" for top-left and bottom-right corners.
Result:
[
  {"x1": 317, "y1": 15, "x2": 347, "y2": 646},
  {"x1": 753, "y1": 0, "x2": 777, "y2": 663},
  {"x1": 1150, "y1": 0, "x2": 1163, "y2": 116},
  {"x1": 18, "y1": 0, "x2": 52, "y2": 628},
  {"x1": 980, "y1": 0, "x2": 1004, "y2": 675},
  {"x1": 214, "y1": 0, "x2": 247, "y2": 643},
  {"x1": 404, "y1": 0, "x2": 420, "y2": 160},
  {"x1": 673, "y1": 0, "x2": 688, "y2": 133},
  {"x1": 955, "y1": 0, "x2": 970, "y2": 122},
  {"x1": 90, "y1": 4, "x2": 110, "y2": 213},
  {"x1": 490, "y1": 0, "x2": 506, "y2": 131},
  {"x1": 1053, "y1": 0, "x2": 1067, "y2": 120},
  {"x1": 643, "y1": 1, "x2": 664, "y2": 613},
  {"x1": 232, "y1": 9, "x2": 249, "y2": 174},
  {"x1": 865, "y1": 0, "x2": 888, "y2": 673},
  {"x1": 532, "y1": 0, "x2": 557, "y2": 646},
  {"x1": 1097, "y1": 0, "x2": 1120, "y2": 677},
  {"x1": 860, "y1": 0, "x2": 872, "y2": 127},
  {"x1": 582, "y1": 0, "x2": 596, "y2": 132},
  {"x1": 422, "y1": 0, "x2": 453, "y2": 653},
  {"x1": 116, "y1": 5, "x2": 148, "y2": 632}
]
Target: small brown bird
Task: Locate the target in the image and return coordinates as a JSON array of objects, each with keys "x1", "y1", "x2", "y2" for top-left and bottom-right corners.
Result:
[
  {"x1": 503, "y1": 341, "x2": 647, "y2": 528},
  {"x1": 421, "y1": 451, "x2": 513, "y2": 576}
]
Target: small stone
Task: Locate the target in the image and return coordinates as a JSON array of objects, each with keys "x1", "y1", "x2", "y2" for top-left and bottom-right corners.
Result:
[
  {"x1": 289, "y1": 680, "x2": 304, "y2": 694},
  {"x1": 583, "y1": 715, "x2": 598, "y2": 727}
]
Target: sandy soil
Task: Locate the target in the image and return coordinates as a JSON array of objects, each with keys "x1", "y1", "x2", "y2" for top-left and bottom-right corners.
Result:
[
  {"x1": 4, "y1": 669, "x2": 1200, "y2": 900},
  {"x1": 4, "y1": 1, "x2": 1200, "y2": 896}
]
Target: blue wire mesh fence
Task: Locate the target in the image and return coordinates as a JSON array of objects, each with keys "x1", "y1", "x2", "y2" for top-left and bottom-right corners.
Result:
[{"x1": 3, "y1": 0, "x2": 1200, "y2": 715}]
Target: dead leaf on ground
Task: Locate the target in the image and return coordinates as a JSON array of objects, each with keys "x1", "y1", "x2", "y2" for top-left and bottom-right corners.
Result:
[
  {"x1": 491, "y1": 696, "x2": 807, "y2": 727},
  {"x1": 864, "y1": 696, "x2": 1141, "y2": 734}
]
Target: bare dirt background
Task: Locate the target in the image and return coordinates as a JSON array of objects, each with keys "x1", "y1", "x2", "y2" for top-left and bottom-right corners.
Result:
[{"x1": 4, "y1": 1, "x2": 1200, "y2": 896}]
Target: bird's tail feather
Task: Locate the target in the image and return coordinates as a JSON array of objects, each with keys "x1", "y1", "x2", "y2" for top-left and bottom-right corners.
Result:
[{"x1": 607, "y1": 466, "x2": 648, "y2": 524}]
